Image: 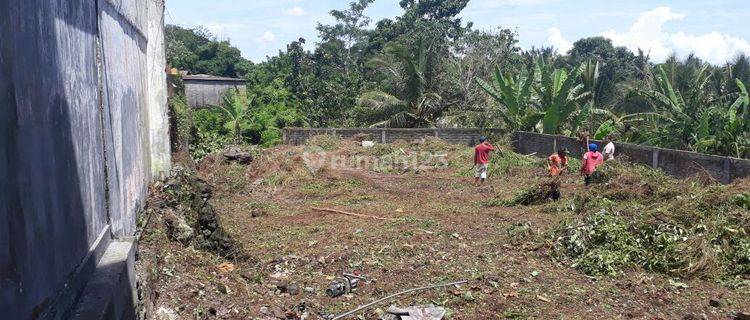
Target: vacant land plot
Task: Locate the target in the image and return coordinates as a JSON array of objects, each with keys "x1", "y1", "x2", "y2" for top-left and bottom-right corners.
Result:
[{"x1": 138, "y1": 136, "x2": 750, "y2": 319}]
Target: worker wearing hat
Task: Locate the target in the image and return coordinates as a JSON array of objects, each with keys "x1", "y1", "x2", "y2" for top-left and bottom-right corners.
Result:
[{"x1": 580, "y1": 143, "x2": 604, "y2": 186}]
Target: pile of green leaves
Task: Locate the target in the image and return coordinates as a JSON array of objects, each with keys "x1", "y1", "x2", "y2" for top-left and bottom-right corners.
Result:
[
  {"x1": 551, "y1": 168, "x2": 750, "y2": 281},
  {"x1": 500, "y1": 180, "x2": 561, "y2": 206}
]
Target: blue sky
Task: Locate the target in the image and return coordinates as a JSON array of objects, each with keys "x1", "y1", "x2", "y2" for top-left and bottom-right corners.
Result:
[{"x1": 165, "y1": 0, "x2": 750, "y2": 65}]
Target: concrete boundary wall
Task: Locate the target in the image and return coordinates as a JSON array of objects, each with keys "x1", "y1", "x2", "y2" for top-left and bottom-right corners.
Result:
[
  {"x1": 1, "y1": 0, "x2": 170, "y2": 318},
  {"x1": 283, "y1": 127, "x2": 505, "y2": 146},
  {"x1": 512, "y1": 131, "x2": 748, "y2": 183},
  {"x1": 282, "y1": 128, "x2": 749, "y2": 183}
]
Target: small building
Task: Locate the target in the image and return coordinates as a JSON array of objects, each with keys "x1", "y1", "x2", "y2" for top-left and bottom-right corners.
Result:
[{"x1": 182, "y1": 74, "x2": 246, "y2": 108}]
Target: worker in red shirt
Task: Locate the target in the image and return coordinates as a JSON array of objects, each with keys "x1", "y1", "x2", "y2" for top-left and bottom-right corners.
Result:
[
  {"x1": 473, "y1": 136, "x2": 495, "y2": 186},
  {"x1": 580, "y1": 143, "x2": 604, "y2": 186}
]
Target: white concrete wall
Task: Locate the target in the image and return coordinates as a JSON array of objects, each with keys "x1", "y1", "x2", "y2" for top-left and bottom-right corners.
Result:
[{"x1": 146, "y1": 0, "x2": 170, "y2": 179}]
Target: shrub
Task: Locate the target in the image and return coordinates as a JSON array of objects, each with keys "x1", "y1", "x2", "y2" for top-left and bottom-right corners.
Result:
[
  {"x1": 168, "y1": 95, "x2": 192, "y2": 151},
  {"x1": 305, "y1": 134, "x2": 342, "y2": 151},
  {"x1": 189, "y1": 130, "x2": 230, "y2": 160}
]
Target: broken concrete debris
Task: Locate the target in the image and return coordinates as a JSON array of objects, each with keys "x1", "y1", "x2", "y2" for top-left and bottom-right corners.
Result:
[{"x1": 384, "y1": 304, "x2": 446, "y2": 320}]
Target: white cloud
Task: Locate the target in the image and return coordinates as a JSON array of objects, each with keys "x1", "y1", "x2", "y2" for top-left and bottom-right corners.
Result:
[
  {"x1": 256, "y1": 31, "x2": 276, "y2": 43},
  {"x1": 547, "y1": 27, "x2": 572, "y2": 53},
  {"x1": 599, "y1": 6, "x2": 750, "y2": 64},
  {"x1": 475, "y1": 0, "x2": 557, "y2": 8},
  {"x1": 283, "y1": 6, "x2": 307, "y2": 17}
]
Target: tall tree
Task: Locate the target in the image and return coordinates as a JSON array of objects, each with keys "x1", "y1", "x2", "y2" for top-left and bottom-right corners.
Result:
[
  {"x1": 165, "y1": 25, "x2": 252, "y2": 77},
  {"x1": 567, "y1": 37, "x2": 637, "y2": 107}
]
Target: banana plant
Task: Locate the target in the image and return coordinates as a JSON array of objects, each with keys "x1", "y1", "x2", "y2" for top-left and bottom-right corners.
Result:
[
  {"x1": 589, "y1": 108, "x2": 666, "y2": 140},
  {"x1": 474, "y1": 65, "x2": 541, "y2": 131},
  {"x1": 579, "y1": 59, "x2": 600, "y2": 107},
  {"x1": 534, "y1": 58, "x2": 590, "y2": 134},
  {"x1": 219, "y1": 88, "x2": 252, "y2": 143}
]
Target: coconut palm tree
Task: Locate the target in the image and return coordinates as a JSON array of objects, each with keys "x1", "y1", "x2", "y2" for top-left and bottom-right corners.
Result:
[
  {"x1": 357, "y1": 40, "x2": 444, "y2": 127},
  {"x1": 694, "y1": 79, "x2": 750, "y2": 157},
  {"x1": 634, "y1": 63, "x2": 714, "y2": 150}
]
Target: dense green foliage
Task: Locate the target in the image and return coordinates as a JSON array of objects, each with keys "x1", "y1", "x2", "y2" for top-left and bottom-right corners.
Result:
[
  {"x1": 551, "y1": 162, "x2": 750, "y2": 281},
  {"x1": 166, "y1": 1, "x2": 748, "y2": 158},
  {"x1": 166, "y1": 25, "x2": 252, "y2": 77}
]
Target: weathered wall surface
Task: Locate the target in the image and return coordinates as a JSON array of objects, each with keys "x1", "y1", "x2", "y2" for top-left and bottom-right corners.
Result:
[
  {"x1": 283, "y1": 128, "x2": 749, "y2": 183},
  {"x1": 0, "y1": 1, "x2": 110, "y2": 318},
  {"x1": 98, "y1": 0, "x2": 151, "y2": 237},
  {"x1": 0, "y1": 0, "x2": 169, "y2": 318},
  {"x1": 146, "y1": 0, "x2": 171, "y2": 179},
  {"x1": 283, "y1": 127, "x2": 505, "y2": 146},
  {"x1": 184, "y1": 79, "x2": 245, "y2": 108}
]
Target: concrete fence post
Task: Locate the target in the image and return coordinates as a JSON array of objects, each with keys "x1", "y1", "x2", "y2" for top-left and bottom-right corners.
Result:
[
  {"x1": 652, "y1": 149, "x2": 659, "y2": 169},
  {"x1": 381, "y1": 130, "x2": 386, "y2": 143},
  {"x1": 282, "y1": 129, "x2": 287, "y2": 144},
  {"x1": 434, "y1": 129, "x2": 439, "y2": 137},
  {"x1": 723, "y1": 157, "x2": 731, "y2": 184}
]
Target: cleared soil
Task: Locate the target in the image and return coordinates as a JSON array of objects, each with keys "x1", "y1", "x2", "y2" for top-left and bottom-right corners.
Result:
[{"x1": 138, "y1": 141, "x2": 750, "y2": 319}]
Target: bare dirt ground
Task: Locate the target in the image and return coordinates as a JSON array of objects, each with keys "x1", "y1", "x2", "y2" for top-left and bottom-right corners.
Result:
[{"x1": 138, "y1": 138, "x2": 750, "y2": 319}]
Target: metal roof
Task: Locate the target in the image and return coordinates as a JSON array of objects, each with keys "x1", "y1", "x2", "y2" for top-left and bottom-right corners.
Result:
[{"x1": 182, "y1": 74, "x2": 246, "y2": 82}]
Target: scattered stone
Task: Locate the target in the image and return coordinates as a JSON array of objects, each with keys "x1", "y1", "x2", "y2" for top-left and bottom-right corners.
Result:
[
  {"x1": 223, "y1": 147, "x2": 253, "y2": 164},
  {"x1": 163, "y1": 210, "x2": 194, "y2": 243},
  {"x1": 217, "y1": 283, "x2": 231, "y2": 294},
  {"x1": 250, "y1": 208, "x2": 266, "y2": 218},
  {"x1": 287, "y1": 283, "x2": 301, "y2": 295},
  {"x1": 155, "y1": 307, "x2": 178, "y2": 320},
  {"x1": 156, "y1": 168, "x2": 248, "y2": 260},
  {"x1": 259, "y1": 306, "x2": 274, "y2": 318},
  {"x1": 361, "y1": 141, "x2": 375, "y2": 148},
  {"x1": 709, "y1": 298, "x2": 722, "y2": 308},
  {"x1": 304, "y1": 286, "x2": 316, "y2": 294}
]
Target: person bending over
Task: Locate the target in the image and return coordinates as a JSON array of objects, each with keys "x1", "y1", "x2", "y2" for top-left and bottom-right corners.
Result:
[
  {"x1": 580, "y1": 143, "x2": 603, "y2": 186},
  {"x1": 548, "y1": 148, "x2": 569, "y2": 176}
]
